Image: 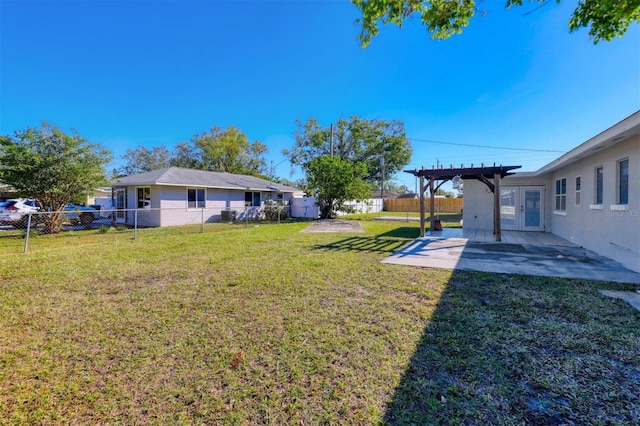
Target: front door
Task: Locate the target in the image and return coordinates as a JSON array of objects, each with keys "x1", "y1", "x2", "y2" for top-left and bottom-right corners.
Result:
[
  {"x1": 115, "y1": 189, "x2": 126, "y2": 224},
  {"x1": 500, "y1": 186, "x2": 545, "y2": 231}
]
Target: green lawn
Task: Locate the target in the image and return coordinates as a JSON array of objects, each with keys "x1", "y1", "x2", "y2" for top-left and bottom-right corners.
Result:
[
  {"x1": 1, "y1": 221, "x2": 638, "y2": 424},
  {"x1": 340, "y1": 211, "x2": 463, "y2": 226}
]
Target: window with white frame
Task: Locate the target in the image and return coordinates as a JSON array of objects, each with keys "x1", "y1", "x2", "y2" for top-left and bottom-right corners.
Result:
[
  {"x1": 618, "y1": 158, "x2": 629, "y2": 205},
  {"x1": 187, "y1": 188, "x2": 205, "y2": 208},
  {"x1": 595, "y1": 166, "x2": 603, "y2": 204},
  {"x1": 245, "y1": 191, "x2": 261, "y2": 206},
  {"x1": 137, "y1": 187, "x2": 151, "y2": 208},
  {"x1": 555, "y1": 178, "x2": 566, "y2": 212},
  {"x1": 575, "y1": 176, "x2": 581, "y2": 207}
]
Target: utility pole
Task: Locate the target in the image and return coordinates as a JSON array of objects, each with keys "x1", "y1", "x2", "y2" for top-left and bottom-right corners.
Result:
[
  {"x1": 330, "y1": 123, "x2": 334, "y2": 157},
  {"x1": 380, "y1": 157, "x2": 385, "y2": 199}
]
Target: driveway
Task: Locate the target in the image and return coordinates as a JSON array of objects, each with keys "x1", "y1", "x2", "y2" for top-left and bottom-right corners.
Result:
[{"x1": 382, "y1": 229, "x2": 640, "y2": 284}]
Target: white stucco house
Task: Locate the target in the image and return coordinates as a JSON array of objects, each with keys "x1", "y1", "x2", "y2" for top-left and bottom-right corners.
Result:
[
  {"x1": 463, "y1": 111, "x2": 640, "y2": 273},
  {"x1": 111, "y1": 167, "x2": 302, "y2": 227}
]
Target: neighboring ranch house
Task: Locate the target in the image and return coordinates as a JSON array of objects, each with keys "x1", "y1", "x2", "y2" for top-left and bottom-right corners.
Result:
[
  {"x1": 111, "y1": 167, "x2": 302, "y2": 227},
  {"x1": 463, "y1": 111, "x2": 640, "y2": 273}
]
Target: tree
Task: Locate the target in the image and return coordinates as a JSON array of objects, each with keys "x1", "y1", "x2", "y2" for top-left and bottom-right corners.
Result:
[
  {"x1": 120, "y1": 145, "x2": 171, "y2": 176},
  {"x1": 284, "y1": 116, "x2": 412, "y2": 186},
  {"x1": 0, "y1": 123, "x2": 111, "y2": 232},
  {"x1": 306, "y1": 155, "x2": 371, "y2": 219},
  {"x1": 384, "y1": 182, "x2": 410, "y2": 194},
  {"x1": 351, "y1": 0, "x2": 640, "y2": 46},
  {"x1": 193, "y1": 126, "x2": 268, "y2": 176},
  {"x1": 170, "y1": 141, "x2": 203, "y2": 169}
]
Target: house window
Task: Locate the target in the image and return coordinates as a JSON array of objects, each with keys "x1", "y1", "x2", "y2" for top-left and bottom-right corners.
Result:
[
  {"x1": 187, "y1": 188, "x2": 205, "y2": 208},
  {"x1": 618, "y1": 158, "x2": 629, "y2": 204},
  {"x1": 575, "y1": 176, "x2": 581, "y2": 207},
  {"x1": 554, "y1": 178, "x2": 566, "y2": 212},
  {"x1": 137, "y1": 187, "x2": 151, "y2": 208},
  {"x1": 595, "y1": 166, "x2": 603, "y2": 204},
  {"x1": 245, "y1": 191, "x2": 261, "y2": 206}
]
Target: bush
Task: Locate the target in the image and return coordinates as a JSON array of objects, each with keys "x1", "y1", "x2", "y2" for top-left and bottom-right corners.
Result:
[{"x1": 263, "y1": 200, "x2": 288, "y2": 221}]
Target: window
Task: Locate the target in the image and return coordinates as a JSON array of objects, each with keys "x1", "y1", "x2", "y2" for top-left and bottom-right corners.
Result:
[
  {"x1": 187, "y1": 188, "x2": 205, "y2": 208},
  {"x1": 554, "y1": 178, "x2": 566, "y2": 212},
  {"x1": 595, "y1": 166, "x2": 603, "y2": 204},
  {"x1": 245, "y1": 191, "x2": 261, "y2": 206},
  {"x1": 575, "y1": 176, "x2": 581, "y2": 207},
  {"x1": 618, "y1": 159, "x2": 629, "y2": 204},
  {"x1": 137, "y1": 187, "x2": 151, "y2": 208}
]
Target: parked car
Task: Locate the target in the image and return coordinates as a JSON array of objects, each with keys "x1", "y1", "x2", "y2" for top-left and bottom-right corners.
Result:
[
  {"x1": 63, "y1": 203, "x2": 100, "y2": 225},
  {"x1": 0, "y1": 199, "x2": 39, "y2": 228}
]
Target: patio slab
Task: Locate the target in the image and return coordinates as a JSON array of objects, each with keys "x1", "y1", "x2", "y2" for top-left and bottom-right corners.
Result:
[
  {"x1": 382, "y1": 229, "x2": 640, "y2": 284},
  {"x1": 301, "y1": 219, "x2": 364, "y2": 233}
]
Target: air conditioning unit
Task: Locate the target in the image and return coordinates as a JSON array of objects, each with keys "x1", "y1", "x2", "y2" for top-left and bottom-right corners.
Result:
[{"x1": 221, "y1": 210, "x2": 236, "y2": 221}]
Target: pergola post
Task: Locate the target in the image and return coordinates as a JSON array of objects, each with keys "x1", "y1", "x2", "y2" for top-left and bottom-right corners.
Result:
[
  {"x1": 429, "y1": 177, "x2": 435, "y2": 234},
  {"x1": 419, "y1": 175, "x2": 425, "y2": 237},
  {"x1": 494, "y1": 172, "x2": 501, "y2": 242}
]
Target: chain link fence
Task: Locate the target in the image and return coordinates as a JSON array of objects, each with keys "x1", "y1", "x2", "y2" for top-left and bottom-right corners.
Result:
[{"x1": 0, "y1": 203, "x2": 295, "y2": 253}]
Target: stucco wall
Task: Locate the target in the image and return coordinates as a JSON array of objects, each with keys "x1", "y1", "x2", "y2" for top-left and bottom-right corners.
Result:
[
  {"x1": 462, "y1": 179, "x2": 494, "y2": 230},
  {"x1": 547, "y1": 136, "x2": 639, "y2": 272},
  {"x1": 124, "y1": 185, "x2": 161, "y2": 227}
]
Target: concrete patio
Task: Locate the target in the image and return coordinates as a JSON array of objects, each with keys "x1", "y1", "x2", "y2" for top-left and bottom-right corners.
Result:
[{"x1": 382, "y1": 228, "x2": 640, "y2": 284}]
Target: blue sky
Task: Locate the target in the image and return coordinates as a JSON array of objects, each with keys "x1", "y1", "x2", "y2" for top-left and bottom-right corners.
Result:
[{"x1": 1, "y1": 0, "x2": 638, "y2": 191}]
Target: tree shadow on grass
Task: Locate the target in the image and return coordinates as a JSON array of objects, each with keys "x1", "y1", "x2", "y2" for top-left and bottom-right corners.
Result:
[
  {"x1": 312, "y1": 227, "x2": 421, "y2": 254},
  {"x1": 383, "y1": 270, "x2": 640, "y2": 425},
  {"x1": 313, "y1": 236, "x2": 412, "y2": 254}
]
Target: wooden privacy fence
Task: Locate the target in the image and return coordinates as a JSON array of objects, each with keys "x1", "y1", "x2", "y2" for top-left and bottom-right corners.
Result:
[{"x1": 386, "y1": 197, "x2": 463, "y2": 213}]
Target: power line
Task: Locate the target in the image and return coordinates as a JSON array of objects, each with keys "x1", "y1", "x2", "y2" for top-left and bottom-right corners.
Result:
[{"x1": 407, "y1": 137, "x2": 567, "y2": 153}]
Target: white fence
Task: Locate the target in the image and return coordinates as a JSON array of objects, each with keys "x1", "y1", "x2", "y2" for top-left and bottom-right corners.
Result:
[
  {"x1": 290, "y1": 197, "x2": 319, "y2": 219},
  {"x1": 337, "y1": 199, "x2": 383, "y2": 216}
]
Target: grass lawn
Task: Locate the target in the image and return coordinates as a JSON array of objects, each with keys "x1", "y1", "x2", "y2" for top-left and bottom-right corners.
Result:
[
  {"x1": 1, "y1": 221, "x2": 638, "y2": 424},
  {"x1": 340, "y1": 211, "x2": 463, "y2": 226}
]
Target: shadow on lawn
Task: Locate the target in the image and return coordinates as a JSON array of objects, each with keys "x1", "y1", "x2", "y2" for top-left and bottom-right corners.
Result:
[
  {"x1": 312, "y1": 228, "x2": 420, "y2": 254},
  {"x1": 383, "y1": 270, "x2": 640, "y2": 425},
  {"x1": 313, "y1": 236, "x2": 409, "y2": 254}
]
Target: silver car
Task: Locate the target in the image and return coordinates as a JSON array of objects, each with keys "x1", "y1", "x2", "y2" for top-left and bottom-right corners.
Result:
[{"x1": 0, "y1": 199, "x2": 39, "y2": 228}]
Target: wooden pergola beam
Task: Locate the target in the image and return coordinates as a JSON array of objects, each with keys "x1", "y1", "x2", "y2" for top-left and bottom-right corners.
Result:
[{"x1": 405, "y1": 164, "x2": 521, "y2": 240}]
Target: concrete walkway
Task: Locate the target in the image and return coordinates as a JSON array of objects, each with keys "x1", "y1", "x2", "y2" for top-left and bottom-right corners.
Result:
[{"x1": 382, "y1": 229, "x2": 640, "y2": 284}]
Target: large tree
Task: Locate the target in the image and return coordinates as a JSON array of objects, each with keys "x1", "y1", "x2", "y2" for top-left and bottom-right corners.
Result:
[
  {"x1": 170, "y1": 141, "x2": 204, "y2": 169},
  {"x1": 193, "y1": 126, "x2": 268, "y2": 176},
  {"x1": 119, "y1": 145, "x2": 172, "y2": 176},
  {"x1": 0, "y1": 123, "x2": 111, "y2": 232},
  {"x1": 306, "y1": 155, "x2": 371, "y2": 219},
  {"x1": 352, "y1": 0, "x2": 640, "y2": 46},
  {"x1": 284, "y1": 116, "x2": 412, "y2": 186}
]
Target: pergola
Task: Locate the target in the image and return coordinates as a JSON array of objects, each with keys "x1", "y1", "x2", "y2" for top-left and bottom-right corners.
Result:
[{"x1": 404, "y1": 164, "x2": 521, "y2": 241}]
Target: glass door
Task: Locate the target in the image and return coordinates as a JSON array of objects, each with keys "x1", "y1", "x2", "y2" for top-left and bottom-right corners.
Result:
[
  {"x1": 115, "y1": 189, "x2": 126, "y2": 223},
  {"x1": 500, "y1": 188, "x2": 518, "y2": 230},
  {"x1": 500, "y1": 186, "x2": 544, "y2": 231},
  {"x1": 521, "y1": 187, "x2": 544, "y2": 231}
]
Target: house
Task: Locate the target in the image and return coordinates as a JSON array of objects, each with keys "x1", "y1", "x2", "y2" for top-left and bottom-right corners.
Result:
[
  {"x1": 111, "y1": 167, "x2": 302, "y2": 227},
  {"x1": 396, "y1": 193, "x2": 419, "y2": 200},
  {"x1": 370, "y1": 190, "x2": 398, "y2": 200},
  {"x1": 463, "y1": 111, "x2": 640, "y2": 273},
  {"x1": 86, "y1": 187, "x2": 114, "y2": 213},
  {"x1": 0, "y1": 183, "x2": 17, "y2": 201}
]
